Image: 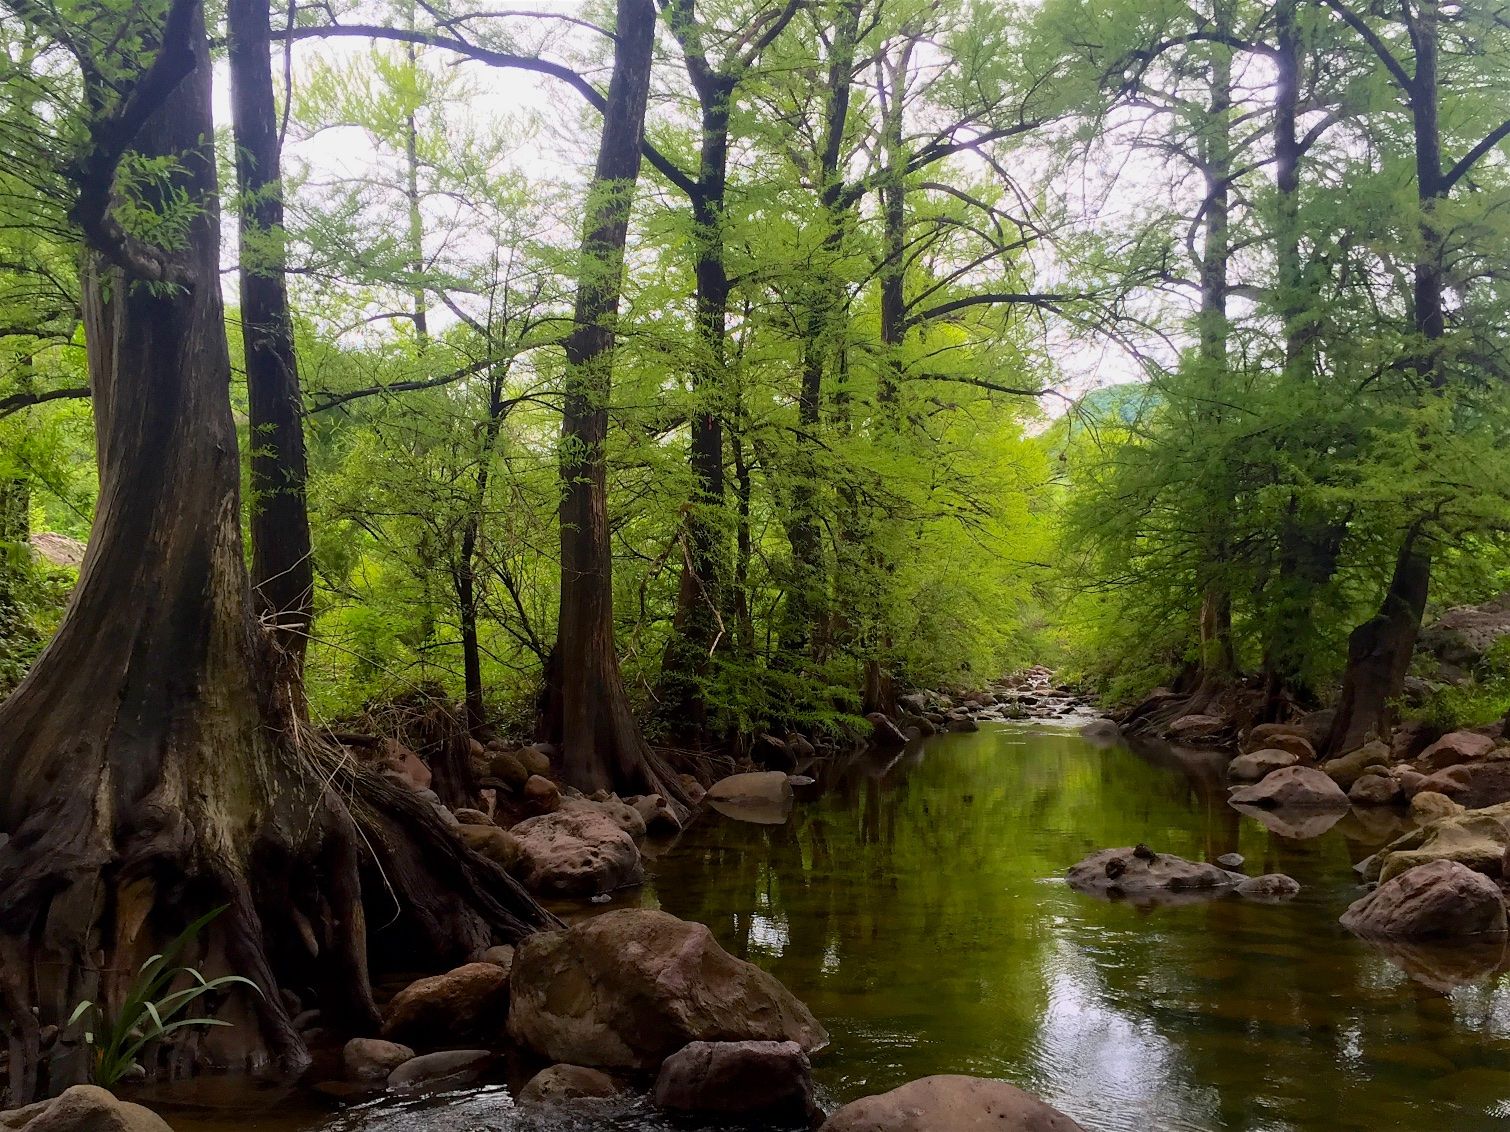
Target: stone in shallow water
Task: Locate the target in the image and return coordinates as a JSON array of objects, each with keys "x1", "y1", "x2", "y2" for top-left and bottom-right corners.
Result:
[
  {"x1": 819, "y1": 1075, "x2": 1086, "y2": 1131},
  {"x1": 1215, "y1": 852, "x2": 1245, "y2": 870},
  {"x1": 1228, "y1": 766, "x2": 1349, "y2": 809},
  {"x1": 1341, "y1": 859, "x2": 1508, "y2": 939},
  {"x1": 1236, "y1": 874, "x2": 1300, "y2": 901},
  {"x1": 1066, "y1": 846, "x2": 1242, "y2": 905},
  {"x1": 507, "y1": 909, "x2": 827, "y2": 1070},
  {"x1": 517, "y1": 1064, "x2": 621, "y2": 1105},
  {"x1": 653, "y1": 1039, "x2": 819, "y2": 1125},
  {"x1": 386, "y1": 1049, "x2": 494, "y2": 1091}
]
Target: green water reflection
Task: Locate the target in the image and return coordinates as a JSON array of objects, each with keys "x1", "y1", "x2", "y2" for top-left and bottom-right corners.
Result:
[{"x1": 642, "y1": 723, "x2": 1510, "y2": 1132}]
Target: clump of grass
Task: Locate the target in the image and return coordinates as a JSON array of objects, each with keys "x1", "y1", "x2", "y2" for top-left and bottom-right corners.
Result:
[{"x1": 66, "y1": 906, "x2": 261, "y2": 1088}]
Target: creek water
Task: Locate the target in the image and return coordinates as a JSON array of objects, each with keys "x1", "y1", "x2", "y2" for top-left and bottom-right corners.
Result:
[{"x1": 167, "y1": 720, "x2": 1510, "y2": 1132}]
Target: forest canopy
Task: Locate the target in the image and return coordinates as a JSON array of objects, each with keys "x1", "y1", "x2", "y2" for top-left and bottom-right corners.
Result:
[{"x1": 2, "y1": 0, "x2": 1509, "y2": 750}]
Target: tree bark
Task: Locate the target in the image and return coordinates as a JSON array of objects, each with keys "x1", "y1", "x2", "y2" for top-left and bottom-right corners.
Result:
[
  {"x1": 540, "y1": 0, "x2": 686, "y2": 805},
  {"x1": 0, "y1": 5, "x2": 551, "y2": 1103},
  {"x1": 228, "y1": 0, "x2": 314, "y2": 669},
  {"x1": 1326, "y1": 532, "x2": 1431, "y2": 755}
]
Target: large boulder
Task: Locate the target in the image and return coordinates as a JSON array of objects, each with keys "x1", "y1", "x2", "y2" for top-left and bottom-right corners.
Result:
[
  {"x1": 380, "y1": 962, "x2": 510, "y2": 1047},
  {"x1": 1416, "y1": 730, "x2": 1497, "y2": 773},
  {"x1": 507, "y1": 909, "x2": 827, "y2": 1070},
  {"x1": 509, "y1": 807, "x2": 644, "y2": 898},
  {"x1": 1363, "y1": 805, "x2": 1510, "y2": 882},
  {"x1": 0, "y1": 1086, "x2": 172, "y2": 1132},
  {"x1": 1066, "y1": 847, "x2": 1241, "y2": 901},
  {"x1": 1321, "y1": 741, "x2": 1391, "y2": 790},
  {"x1": 1420, "y1": 758, "x2": 1510, "y2": 809},
  {"x1": 1227, "y1": 765, "x2": 1349, "y2": 809},
  {"x1": 1417, "y1": 593, "x2": 1510, "y2": 669},
  {"x1": 653, "y1": 1040, "x2": 819, "y2": 1126},
  {"x1": 1340, "y1": 860, "x2": 1507, "y2": 939},
  {"x1": 819, "y1": 1075, "x2": 1085, "y2": 1132},
  {"x1": 1228, "y1": 749, "x2": 1298, "y2": 782}
]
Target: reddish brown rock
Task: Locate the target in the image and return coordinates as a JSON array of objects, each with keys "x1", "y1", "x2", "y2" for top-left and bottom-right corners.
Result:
[
  {"x1": 380, "y1": 962, "x2": 510, "y2": 1048},
  {"x1": 819, "y1": 1075, "x2": 1086, "y2": 1132},
  {"x1": 1228, "y1": 766, "x2": 1349, "y2": 809},
  {"x1": 1341, "y1": 860, "x2": 1507, "y2": 939},
  {"x1": 653, "y1": 1040, "x2": 819, "y2": 1125},
  {"x1": 1420, "y1": 759, "x2": 1510, "y2": 810},
  {"x1": 518, "y1": 1064, "x2": 622, "y2": 1105},
  {"x1": 1416, "y1": 731, "x2": 1497, "y2": 773},
  {"x1": 522, "y1": 774, "x2": 561, "y2": 814},
  {"x1": 507, "y1": 909, "x2": 827, "y2": 1070},
  {"x1": 509, "y1": 807, "x2": 643, "y2": 898}
]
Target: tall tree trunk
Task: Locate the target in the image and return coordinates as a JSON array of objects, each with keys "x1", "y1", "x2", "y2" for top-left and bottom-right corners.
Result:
[
  {"x1": 455, "y1": 371, "x2": 508, "y2": 735},
  {"x1": 1326, "y1": 531, "x2": 1431, "y2": 755},
  {"x1": 228, "y1": 0, "x2": 314, "y2": 670},
  {"x1": 0, "y1": 5, "x2": 551, "y2": 1103},
  {"x1": 657, "y1": 69, "x2": 734, "y2": 741},
  {"x1": 1328, "y1": 0, "x2": 1447, "y2": 750},
  {"x1": 540, "y1": 0, "x2": 686, "y2": 805},
  {"x1": 1189, "y1": 6, "x2": 1236, "y2": 706},
  {"x1": 781, "y1": 0, "x2": 861, "y2": 660}
]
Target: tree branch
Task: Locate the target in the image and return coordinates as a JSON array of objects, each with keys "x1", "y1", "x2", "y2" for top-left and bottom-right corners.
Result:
[{"x1": 278, "y1": 23, "x2": 698, "y2": 199}]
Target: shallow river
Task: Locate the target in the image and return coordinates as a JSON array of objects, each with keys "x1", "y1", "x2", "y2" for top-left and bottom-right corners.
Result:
[{"x1": 170, "y1": 720, "x2": 1510, "y2": 1132}]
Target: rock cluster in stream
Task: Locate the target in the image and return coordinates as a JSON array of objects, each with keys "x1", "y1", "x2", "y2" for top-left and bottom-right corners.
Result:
[{"x1": 878, "y1": 666, "x2": 1095, "y2": 745}]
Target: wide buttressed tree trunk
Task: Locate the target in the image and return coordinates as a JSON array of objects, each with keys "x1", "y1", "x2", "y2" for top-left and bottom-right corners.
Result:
[
  {"x1": 0, "y1": 1, "x2": 551, "y2": 1104},
  {"x1": 541, "y1": 0, "x2": 686, "y2": 805},
  {"x1": 228, "y1": 0, "x2": 314, "y2": 669}
]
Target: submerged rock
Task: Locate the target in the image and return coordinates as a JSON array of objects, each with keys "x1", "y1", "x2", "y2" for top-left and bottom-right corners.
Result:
[
  {"x1": 509, "y1": 807, "x2": 644, "y2": 898},
  {"x1": 1235, "y1": 874, "x2": 1301, "y2": 901},
  {"x1": 0, "y1": 1085, "x2": 172, "y2": 1132},
  {"x1": 1341, "y1": 859, "x2": 1507, "y2": 939},
  {"x1": 653, "y1": 1039, "x2": 819, "y2": 1126},
  {"x1": 1230, "y1": 802, "x2": 1347, "y2": 840},
  {"x1": 386, "y1": 1049, "x2": 493, "y2": 1091},
  {"x1": 1228, "y1": 766, "x2": 1349, "y2": 809},
  {"x1": 1067, "y1": 846, "x2": 1241, "y2": 902},
  {"x1": 819, "y1": 1075, "x2": 1086, "y2": 1131},
  {"x1": 380, "y1": 962, "x2": 509, "y2": 1048},
  {"x1": 507, "y1": 909, "x2": 827, "y2": 1070},
  {"x1": 517, "y1": 1064, "x2": 622, "y2": 1105}
]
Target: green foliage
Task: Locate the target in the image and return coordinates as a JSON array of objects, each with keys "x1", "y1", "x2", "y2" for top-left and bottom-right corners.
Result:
[{"x1": 65, "y1": 907, "x2": 261, "y2": 1089}]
